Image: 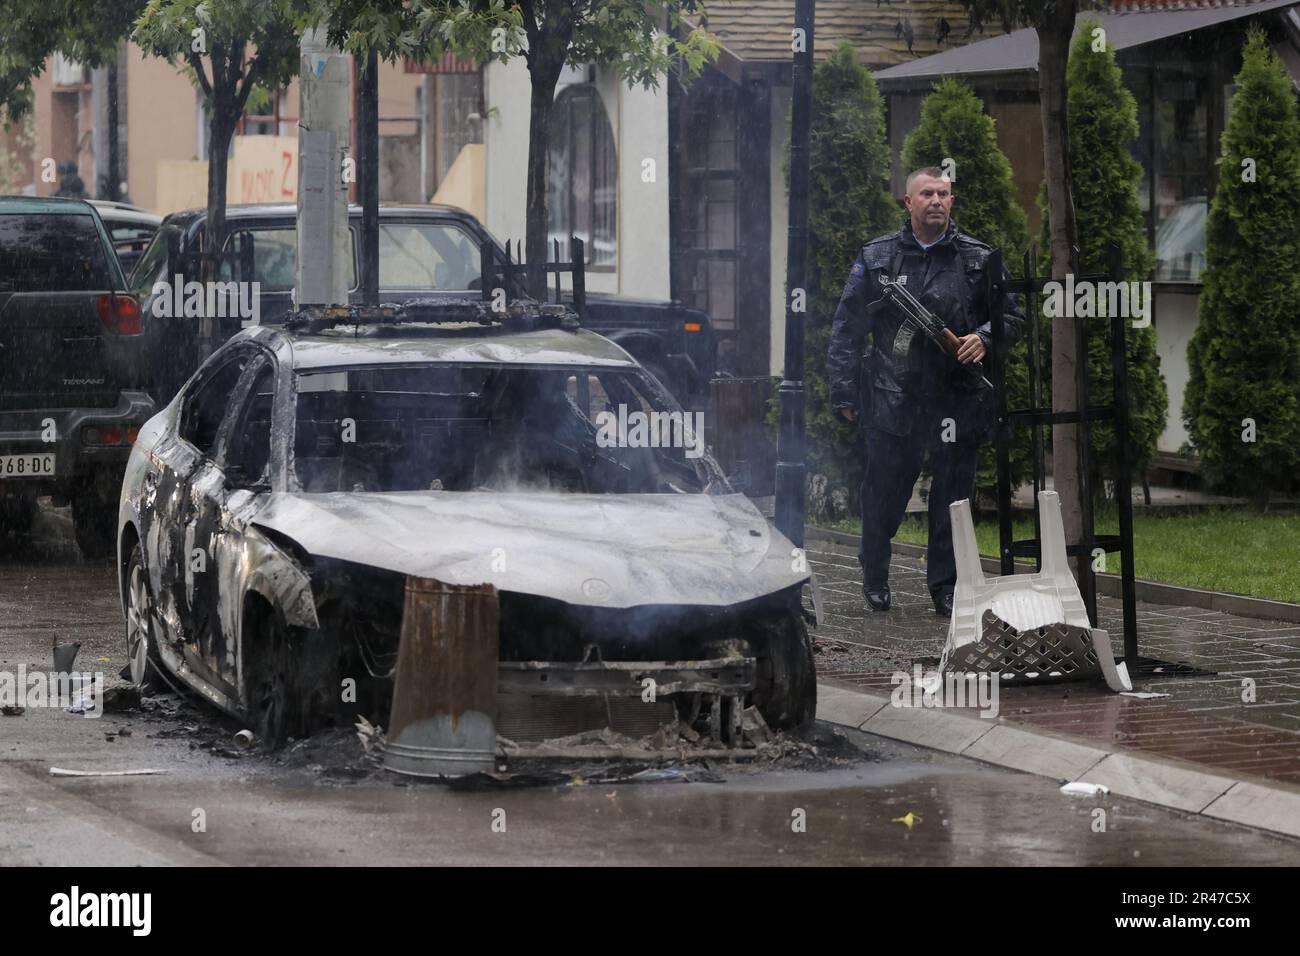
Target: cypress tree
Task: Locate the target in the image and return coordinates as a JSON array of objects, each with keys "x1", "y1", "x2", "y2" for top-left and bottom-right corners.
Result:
[
  {"x1": 1184, "y1": 27, "x2": 1300, "y2": 508},
  {"x1": 1040, "y1": 20, "x2": 1168, "y2": 494},
  {"x1": 792, "y1": 43, "x2": 896, "y2": 511},
  {"x1": 901, "y1": 76, "x2": 1032, "y2": 500}
]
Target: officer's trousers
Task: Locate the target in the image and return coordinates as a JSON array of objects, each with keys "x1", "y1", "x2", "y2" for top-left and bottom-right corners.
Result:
[{"x1": 858, "y1": 422, "x2": 981, "y2": 598}]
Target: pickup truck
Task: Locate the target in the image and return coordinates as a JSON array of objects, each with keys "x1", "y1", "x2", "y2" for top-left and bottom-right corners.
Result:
[
  {"x1": 129, "y1": 203, "x2": 717, "y2": 405},
  {"x1": 0, "y1": 196, "x2": 156, "y2": 558}
]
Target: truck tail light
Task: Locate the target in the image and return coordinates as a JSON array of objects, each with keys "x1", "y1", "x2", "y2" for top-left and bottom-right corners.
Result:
[
  {"x1": 96, "y1": 293, "x2": 143, "y2": 335},
  {"x1": 82, "y1": 425, "x2": 139, "y2": 446}
]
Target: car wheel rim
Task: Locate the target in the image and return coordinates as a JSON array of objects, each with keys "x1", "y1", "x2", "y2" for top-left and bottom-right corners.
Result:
[{"x1": 126, "y1": 564, "x2": 151, "y2": 687}]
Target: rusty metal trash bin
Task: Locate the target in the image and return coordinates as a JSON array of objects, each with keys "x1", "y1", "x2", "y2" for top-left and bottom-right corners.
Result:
[{"x1": 383, "y1": 577, "x2": 499, "y2": 777}]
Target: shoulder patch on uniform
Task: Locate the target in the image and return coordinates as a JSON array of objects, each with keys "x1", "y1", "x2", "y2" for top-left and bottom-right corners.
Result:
[{"x1": 850, "y1": 260, "x2": 865, "y2": 277}]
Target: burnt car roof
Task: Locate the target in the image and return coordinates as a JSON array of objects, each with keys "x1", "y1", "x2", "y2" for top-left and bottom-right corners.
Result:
[{"x1": 271, "y1": 325, "x2": 641, "y2": 372}]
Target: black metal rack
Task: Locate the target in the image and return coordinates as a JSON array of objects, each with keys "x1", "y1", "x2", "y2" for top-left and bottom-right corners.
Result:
[
  {"x1": 479, "y1": 235, "x2": 587, "y2": 322},
  {"x1": 988, "y1": 242, "x2": 1200, "y2": 677}
]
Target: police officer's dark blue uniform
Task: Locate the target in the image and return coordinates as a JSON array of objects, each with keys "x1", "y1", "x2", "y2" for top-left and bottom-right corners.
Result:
[{"x1": 826, "y1": 172, "x2": 1025, "y2": 616}]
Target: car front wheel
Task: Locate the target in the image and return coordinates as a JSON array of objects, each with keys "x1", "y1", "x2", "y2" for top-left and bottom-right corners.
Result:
[{"x1": 750, "y1": 606, "x2": 817, "y2": 731}]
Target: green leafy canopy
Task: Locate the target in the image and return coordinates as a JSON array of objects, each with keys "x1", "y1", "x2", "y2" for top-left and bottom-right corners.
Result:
[{"x1": 1183, "y1": 26, "x2": 1300, "y2": 506}]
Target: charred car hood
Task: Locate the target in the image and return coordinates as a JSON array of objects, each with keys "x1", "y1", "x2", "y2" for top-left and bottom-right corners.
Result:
[{"x1": 250, "y1": 491, "x2": 807, "y2": 609}]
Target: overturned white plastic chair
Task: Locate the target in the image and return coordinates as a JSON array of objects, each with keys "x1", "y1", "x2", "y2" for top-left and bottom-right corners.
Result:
[{"x1": 940, "y1": 490, "x2": 1131, "y2": 692}]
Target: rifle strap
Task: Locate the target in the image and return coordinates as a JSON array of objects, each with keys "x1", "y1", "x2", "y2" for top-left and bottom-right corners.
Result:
[{"x1": 889, "y1": 249, "x2": 905, "y2": 283}]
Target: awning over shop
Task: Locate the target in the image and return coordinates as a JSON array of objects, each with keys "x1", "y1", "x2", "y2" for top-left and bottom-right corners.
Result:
[{"x1": 876, "y1": 0, "x2": 1300, "y2": 86}]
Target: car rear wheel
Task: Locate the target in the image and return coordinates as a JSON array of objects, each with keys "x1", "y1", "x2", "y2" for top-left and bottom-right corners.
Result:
[
  {"x1": 750, "y1": 606, "x2": 817, "y2": 731},
  {"x1": 0, "y1": 496, "x2": 37, "y2": 553},
  {"x1": 124, "y1": 543, "x2": 164, "y2": 690}
]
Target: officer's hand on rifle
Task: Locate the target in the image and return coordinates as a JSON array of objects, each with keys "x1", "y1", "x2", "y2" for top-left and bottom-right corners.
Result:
[
  {"x1": 955, "y1": 333, "x2": 987, "y2": 365},
  {"x1": 836, "y1": 405, "x2": 858, "y2": 423}
]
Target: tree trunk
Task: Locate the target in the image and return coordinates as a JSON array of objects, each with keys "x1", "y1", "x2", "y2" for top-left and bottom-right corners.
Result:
[
  {"x1": 524, "y1": 67, "x2": 559, "y2": 300},
  {"x1": 1038, "y1": 8, "x2": 1085, "y2": 587},
  {"x1": 202, "y1": 101, "x2": 235, "y2": 357}
]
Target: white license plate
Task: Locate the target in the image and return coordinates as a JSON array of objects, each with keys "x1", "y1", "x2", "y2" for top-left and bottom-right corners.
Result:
[{"x1": 0, "y1": 453, "x2": 55, "y2": 478}]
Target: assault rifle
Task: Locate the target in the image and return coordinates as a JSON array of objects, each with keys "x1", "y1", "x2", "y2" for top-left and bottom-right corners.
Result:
[{"x1": 878, "y1": 278, "x2": 994, "y2": 392}]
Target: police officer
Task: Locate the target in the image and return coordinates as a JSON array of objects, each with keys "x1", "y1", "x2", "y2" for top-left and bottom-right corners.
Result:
[{"x1": 827, "y1": 167, "x2": 1025, "y2": 617}]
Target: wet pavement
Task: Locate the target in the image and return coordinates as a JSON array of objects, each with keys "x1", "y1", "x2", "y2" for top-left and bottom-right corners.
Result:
[
  {"x1": 806, "y1": 530, "x2": 1300, "y2": 785},
  {"x1": 1, "y1": 516, "x2": 1298, "y2": 863}
]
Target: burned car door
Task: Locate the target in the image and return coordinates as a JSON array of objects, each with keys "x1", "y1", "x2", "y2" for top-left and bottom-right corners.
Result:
[
  {"x1": 162, "y1": 348, "x2": 257, "y2": 673},
  {"x1": 184, "y1": 354, "x2": 277, "y2": 691}
]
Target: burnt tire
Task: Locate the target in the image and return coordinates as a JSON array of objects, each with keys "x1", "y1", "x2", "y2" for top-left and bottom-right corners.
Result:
[
  {"x1": 0, "y1": 496, "x2": 37, "y2": 555},
  {"x1": 244, "y1": 602, "x2": 337, "y2": 749},
  {"x1": 751, "y1": 608, "x2": 817, "y2": 731},
  {"x1": 72, "y1": 492, "x2": 116, "y2": 560},
  {"x1": 123, "y1": 543, "x2": 165, "y2": 691}
]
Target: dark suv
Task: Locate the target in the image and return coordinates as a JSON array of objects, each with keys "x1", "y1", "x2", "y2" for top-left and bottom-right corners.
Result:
[
  {"x1": 0, "y1": 197, "x2": 155, "y2": 558},
  {"x1": 130, "y1": 203, "x2": 717, "y2": 405}
]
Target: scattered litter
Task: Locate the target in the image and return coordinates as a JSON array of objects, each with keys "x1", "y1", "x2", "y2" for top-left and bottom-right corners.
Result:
[
  {"x1": 95, "y1": 657, "x2": 111, "y2": 664},
  {"x1": 233, "y1": 729, "x2": 256, "y2": 749},
  {"x1": 48, "y1": 767, "x2": 168, "y2": 777},
  {"x1": 1120, "y1": 691, "x2": 1170, "y2": 700},
  {"x1": 355, "y1": 715, "x2": 383, "y2": 755},
  {"x1": 740, "y1": 707, "x2": 772, "y2": 746},
  {"x1": 1, "y1": 705, "x2": 24, "y2": 717},
  {"x1": 1060, "y1": 781, "x2": 1110, "y2": 796},
  {"x1": 63, "y1": 693, "x2": 97, "y2": 715},
  {"x1": 51, "y1": 637, "x2": 81, "y2": 674},
  {"x1": 892, "y1": 811, "x2": 922, "y2": 829}
]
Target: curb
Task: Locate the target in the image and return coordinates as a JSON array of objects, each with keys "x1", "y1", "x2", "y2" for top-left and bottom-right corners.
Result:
[
  {"x1": 805, "y1": 525, "x2": 1300, "y2": 625},
  {"x1": 816, "y1": 680, "x2": 1300, "y2": 841}
]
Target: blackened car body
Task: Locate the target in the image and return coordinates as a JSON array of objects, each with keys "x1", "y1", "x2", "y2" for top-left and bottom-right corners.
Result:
[{"x1": 116, "y1": 303, "x2": 813, "y2": 747}]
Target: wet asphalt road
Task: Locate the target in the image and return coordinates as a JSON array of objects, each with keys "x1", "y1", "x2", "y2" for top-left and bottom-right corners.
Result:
[{"x1": 2, "y1": 511, "x2": 1298, "y2": 866}]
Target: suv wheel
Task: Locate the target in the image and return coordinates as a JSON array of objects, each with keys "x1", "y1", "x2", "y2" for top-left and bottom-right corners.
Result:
[{"x1": 72, "y1": 490, "x2": 116, "y2": 560}]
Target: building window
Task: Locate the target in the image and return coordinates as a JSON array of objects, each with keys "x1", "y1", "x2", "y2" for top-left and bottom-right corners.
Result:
[
  {"x1": 1124, "y1": 47, "x2": 1212, "y2": 283},
  {"x1": 548, "y1": 85, "x2": 617, "y2": 269}
]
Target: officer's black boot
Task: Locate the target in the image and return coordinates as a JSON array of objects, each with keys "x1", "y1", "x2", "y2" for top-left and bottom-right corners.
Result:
[{"x1": 863, "y1": 583, "x2": 892, "y2": 611}]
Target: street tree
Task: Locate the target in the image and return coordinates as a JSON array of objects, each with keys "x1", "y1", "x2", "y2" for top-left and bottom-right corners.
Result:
[
  {"x1": 956, "y1": 0, "x2": 1102, "y2": 583},
  {"x1": 796, "y1": 43, "x2": 895, "y2": 513},
  {"x1": 411, "y1": 0, "x2": 719, "y2": 298},
  {"x1": 1039, "y1": 19, "x2": 1167, "y2": 501},
  {"x1": 1183, "y1": 27, "x2": 1300, "y2": 509},
  {"x1": 133, "y1": 0, "x2": 307, "y2": 321},
  {"x1": 900, "y1": 75, "x2": 1031, "y2": 500},
  {"x1": 0, "y1": 1, "x2": 143, "y2": 124}
]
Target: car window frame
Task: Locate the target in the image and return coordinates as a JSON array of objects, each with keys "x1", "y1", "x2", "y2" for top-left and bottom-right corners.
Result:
[
  {"x1": 218, "y1": 220, "x2": 360, "y2": 293},
  {"x1": 176, "y1": 345, "x2": 263, "y2": 460},
  {"x1": 377, "y1": 217, "x2": 484, "y2": 294},
  {"x1": 212, "y1": 353, "x2": 278, "y2": 485}
]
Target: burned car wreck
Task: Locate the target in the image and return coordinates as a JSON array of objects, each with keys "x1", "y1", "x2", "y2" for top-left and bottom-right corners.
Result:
[{"x1": 117, "y1": 300, "x2": 817, "y2": 756}]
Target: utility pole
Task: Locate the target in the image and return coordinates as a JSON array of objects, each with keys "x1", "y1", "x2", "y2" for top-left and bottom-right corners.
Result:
[
  {"x1": 357, "y1": 49, "x2": 380, "y2": 307},
  {"x1": 297, "y1": 27, "x2": 352, "y2": 308},
  {"x1": 775, "y1": 0, "x2": 814, "y2": 548}
]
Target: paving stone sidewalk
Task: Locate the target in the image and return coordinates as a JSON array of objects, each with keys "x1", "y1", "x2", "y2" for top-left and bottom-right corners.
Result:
[{"x1": 806, "y1": 531, "x2": 1300, "y2": 786}]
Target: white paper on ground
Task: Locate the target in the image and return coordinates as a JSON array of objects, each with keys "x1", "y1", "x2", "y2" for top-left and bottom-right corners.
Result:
[
  {"x1": 1060, "y1": 781, "x2": 1110, "y2": 796},
  {"x1": 1120, "y1": 691, "x2": 1171, "y2": 699},
  {"x1": 48, "y1": 767, "x2": 169, "y2": 777}
]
